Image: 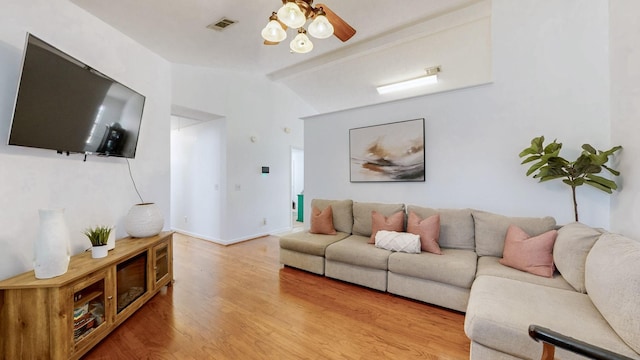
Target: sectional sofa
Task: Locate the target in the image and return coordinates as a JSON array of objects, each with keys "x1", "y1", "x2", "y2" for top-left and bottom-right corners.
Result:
[{"x1": 278, "y1": 199, "x2": 640, "y2": 360}]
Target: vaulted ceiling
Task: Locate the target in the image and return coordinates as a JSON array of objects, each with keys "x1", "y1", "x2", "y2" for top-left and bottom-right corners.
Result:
[{"x1": 70, "y1": 0, "x2": 491, "y2": 114}]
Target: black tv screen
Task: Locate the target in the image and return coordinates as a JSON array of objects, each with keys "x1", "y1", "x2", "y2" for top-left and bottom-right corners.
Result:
[{"x1": 8, "y1": 34, "x2": 145, "y2": 158}]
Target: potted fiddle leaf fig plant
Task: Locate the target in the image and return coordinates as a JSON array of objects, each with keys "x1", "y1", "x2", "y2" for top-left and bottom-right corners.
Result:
[
  {"x1": 519, "y1": 136, "x2": 622, "y2": 222},
  {"x1": 84, "y1": 226, "x2": 112, "y2": 259}
]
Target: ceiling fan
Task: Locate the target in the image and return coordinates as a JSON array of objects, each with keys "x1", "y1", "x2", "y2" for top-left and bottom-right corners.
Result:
[{"x1": 261, "y1": 0, "x2": 356, "y2": 53}]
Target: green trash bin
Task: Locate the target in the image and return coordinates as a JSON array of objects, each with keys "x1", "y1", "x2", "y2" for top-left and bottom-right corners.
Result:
[{"x1": 296, "y1": 194, "x2": 304, "y2": 222}]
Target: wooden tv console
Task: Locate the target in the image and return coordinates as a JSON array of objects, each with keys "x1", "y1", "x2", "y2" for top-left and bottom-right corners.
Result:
[{"x1": 0, "y1": 231, "x2": 173, "y2": 360}]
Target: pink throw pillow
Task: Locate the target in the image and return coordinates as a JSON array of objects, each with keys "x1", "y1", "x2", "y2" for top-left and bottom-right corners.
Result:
[
  {"x1": 369, "y1": 211, "x2": 405, "y2": 244},
  {"x1": 499, "y1": 224, "x2": 557, "y2": 278},
  {"x1": 407, "y1": 211, "x2": 442, "y2": 254},
  {"x1": 310, "y1": 206, "x2": 337, "y2": 235}
]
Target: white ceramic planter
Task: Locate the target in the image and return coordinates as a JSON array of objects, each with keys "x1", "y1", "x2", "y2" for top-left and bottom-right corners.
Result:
[
  {"x1": 34, "y1": 208, "x2": 71, "y2": 279},
  {"x1": 91, "y1": 245, "x2": 108, "y2": 259},
  {"x1": 124, "y1": 203, "x2": 164, "y2": 238}
]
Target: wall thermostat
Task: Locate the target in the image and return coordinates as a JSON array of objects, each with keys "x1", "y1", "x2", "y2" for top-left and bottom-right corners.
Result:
[{"x1": 261, "y1": 166, "x2": 269, "y2": 174}]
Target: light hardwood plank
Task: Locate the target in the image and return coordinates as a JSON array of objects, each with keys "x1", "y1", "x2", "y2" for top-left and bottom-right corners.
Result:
[{"x1": 83, "y1": 233, "x2": 470, "y2": 359}]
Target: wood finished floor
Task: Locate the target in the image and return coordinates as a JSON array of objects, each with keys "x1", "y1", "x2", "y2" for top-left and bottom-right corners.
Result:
[{"x1": 83, "y1": 233, "x2": 470, "y2": 359}]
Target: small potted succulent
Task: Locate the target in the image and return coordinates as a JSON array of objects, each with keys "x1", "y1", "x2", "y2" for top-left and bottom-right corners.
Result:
[{"x1": 84, "y1": 226, "x2": 113, "y2": 259}]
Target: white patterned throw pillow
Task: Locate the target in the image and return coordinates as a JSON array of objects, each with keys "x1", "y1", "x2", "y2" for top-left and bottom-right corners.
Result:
[{"x1": 374, "y1": 230, "x2": 421, "y2": 254}]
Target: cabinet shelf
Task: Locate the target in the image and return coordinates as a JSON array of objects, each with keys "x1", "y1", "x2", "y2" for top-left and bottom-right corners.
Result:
[
  {"x1": 73, "y1": 290, "x2": 102, "y2": 308},
  {"x1": 0, "y1": 231, "x2": 173, "y2": 360}
]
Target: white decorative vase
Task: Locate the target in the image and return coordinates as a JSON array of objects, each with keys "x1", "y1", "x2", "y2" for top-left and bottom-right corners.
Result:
[
  {"x1": 91, "y1": 245, "x2": 108, "y2": 259},
  {"x1": 34, "y1": 208, "x2": 71, "y2": 279},
  {"x1": 124, "y1": 203, "x2": 164, "y2": 238},
  {"x1": 107, "y1": 226, "x2": 116, "y2": 250}
]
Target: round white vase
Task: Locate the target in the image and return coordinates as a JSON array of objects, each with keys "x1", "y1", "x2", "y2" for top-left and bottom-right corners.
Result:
[
  {"x1": 124, "y1": 203, "x2": 164, "y2": 238},
  {"x1": 34, "y1": 208, "x2": 71, "y2": 279},
  {"x1": 91, "y1": 245, "x2": 108, "y2": 259}
]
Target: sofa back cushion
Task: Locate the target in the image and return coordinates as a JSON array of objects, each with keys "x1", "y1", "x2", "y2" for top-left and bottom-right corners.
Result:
[
  {"x1": 472, "y1": 210, "x2": 556, "y2": 257},
  {"x1": 310, "y1": 199, "x2": 353, "y2": 234},
  {"x1": 554, "y1": 222, "x2": 603, "y2": 293},
  {"x1": 352, "y1": 202, "x2": 405, "y2": 237},
  {"x1": 407, "y1": 206, "x2": 475, "y2": 250},
  {"x1": 585, "y1": 233, "x2": 640, "y2": 354}
]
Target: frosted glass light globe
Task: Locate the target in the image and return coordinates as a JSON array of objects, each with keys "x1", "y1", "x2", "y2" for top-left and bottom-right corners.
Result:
[
  {"x1": 290, "y1": 32, "x2": 313, "y2": 53},
  {"x1": 308, "y1": 14, "x2": 334, "y2": 39},
  {"x1": 261, "y1": 19, "x2": 287, "y2": 42},
  {"x1": 277, "y1": 2, "x2": 306, "y2": 29}
]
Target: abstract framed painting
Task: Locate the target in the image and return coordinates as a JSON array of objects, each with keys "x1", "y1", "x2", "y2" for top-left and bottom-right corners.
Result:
[{"x1": 349, "y1": 118, "x2": 425, "y2": 182}]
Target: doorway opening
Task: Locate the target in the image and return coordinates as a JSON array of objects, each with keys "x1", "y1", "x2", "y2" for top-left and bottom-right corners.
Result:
[{"x1": 291, "y1": 147, "x2": 304, "y2": 229}]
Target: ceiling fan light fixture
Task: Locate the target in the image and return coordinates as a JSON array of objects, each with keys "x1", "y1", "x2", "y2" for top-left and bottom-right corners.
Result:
[
  {"x1": 290, "y1": 29, "x2": 314, "y2": 53},
  {"x1": 277, "y1": 1, "x2": 306, "y2": 29},
  {"x1": 261, "y1": 15, "x2": 287, "y2": 42},
  {"x1": 308, "y1": 11, "x2": 334, "y2": 39}
]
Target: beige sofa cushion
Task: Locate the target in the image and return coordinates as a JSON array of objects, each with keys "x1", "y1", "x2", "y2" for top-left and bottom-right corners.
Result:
[
  {"x1": 407, "y1": 205, "x2": 475, "y2": 250},
  {"x1": 389, "y1": 248, "x2": 477, "y2": 289},
  {"x1": 325, "y1": 235, "x2": 391, "y2": 270},
  {"x1": 476, "y1": 256, "x2": 575, "y2": 291},
  {"x1": 279, "y1": 231, "x2": 350, "y2": 256},
  {"x1": 465, "y1": 276, "x2": 640, "y2": 359},
  {"x1": 472, "y1": 210, "x2": 556, "y2": 257},
  {"x1": 352, "y1": 202, "x2": 405, "y2": 237},
  {"x1": 311, "y1": 199, "x2": 353, "y2": 234},
  {"x1": 554, "y1": 222, "x2": 603, "y2": 293},
  {"x1": 586, "y1": 233, "x2": 640, "y2": 354}
]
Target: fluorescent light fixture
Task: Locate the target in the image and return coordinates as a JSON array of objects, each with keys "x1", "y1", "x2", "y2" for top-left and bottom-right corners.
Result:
[{"x1": 376, "y1": 66, "x2": 441, "y2": 95}]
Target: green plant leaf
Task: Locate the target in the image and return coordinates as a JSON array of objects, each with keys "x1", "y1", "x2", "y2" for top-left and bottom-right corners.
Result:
[
  {"x1": 544, "y1": 141, "x2": 562, "y2": 154},
  {"x1": 586, "y1": 174, "x2": 617, "y2": 190},
  {"x1": 519, "y1": 147, "x2": 539, "y2": 158},
  {"x1": 538, "y1": 174, "x2": 565, "y2": 182},
  {"x1": 582, "y1": 144, "x2": 597, "y2": 154},
  {"x1": 563, "y1": 178, "x2": 584, "y2": 186},
  {"x1": 526, "y1": 160, "x2": 547, "y2": 176},
  {"x1": 585, "y1": 179, "x2": 614, "y2": 193},
  {"x1": 531, "y1": 136, "x2": 544, "y2": 152},
  {"x1": 521, "y1": 155, "x2": 541, "y2": 164},
  {"x1": 602, "y1": 165, "x2": 620, "y2": 176},
  {"x1": 601, "y1": 145, "x2": 622, "y2": 157}
]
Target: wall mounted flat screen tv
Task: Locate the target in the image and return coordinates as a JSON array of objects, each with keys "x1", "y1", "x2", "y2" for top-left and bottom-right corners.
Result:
[{"x1": 8, "y1": 33, "x2": 145, "y2": 158}]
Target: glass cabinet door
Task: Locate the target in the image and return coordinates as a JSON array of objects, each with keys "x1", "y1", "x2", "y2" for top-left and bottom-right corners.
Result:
[
  {"x1": 153, "y1": 241, "x2": 170, "y2": 289},
  {"x1": 72, "y1": 270, "x2": 110, "y2": 349}
]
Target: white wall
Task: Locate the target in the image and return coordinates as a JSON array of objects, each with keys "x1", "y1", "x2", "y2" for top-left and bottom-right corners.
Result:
[
  {"x1": 304, "y1": 0, "x2": 612, "y2": 228},
  {"x1": 0, "y1": 0, "x2": 171, "y2": 280},
  {"x1": 610, "y1": 0, "x2": 640, "y2": 239},
  {"x1": 171, "y1": 116, "x2": 225, "y2": 240},
  {"x1": 171, "y1": 64, "x2": 313, "y2": 243}
]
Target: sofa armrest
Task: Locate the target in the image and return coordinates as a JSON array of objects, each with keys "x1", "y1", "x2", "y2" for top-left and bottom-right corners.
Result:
[{"x1": 528, "y1": 325, "x2": 635, "y2": 360}]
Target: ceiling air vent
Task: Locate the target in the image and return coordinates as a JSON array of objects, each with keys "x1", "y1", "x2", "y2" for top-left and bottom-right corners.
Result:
[{"x1": 207, "y1": 18, "x2": 238, "y2": 31}]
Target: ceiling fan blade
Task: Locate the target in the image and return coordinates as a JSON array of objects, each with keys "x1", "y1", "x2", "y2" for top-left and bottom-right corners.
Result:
[
  {"x1": 264, "y1": 40, "x2": 280, "y2": 45},
  {"x1": 316, "y1": 3, "x2": 356, "y2": 42}
]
